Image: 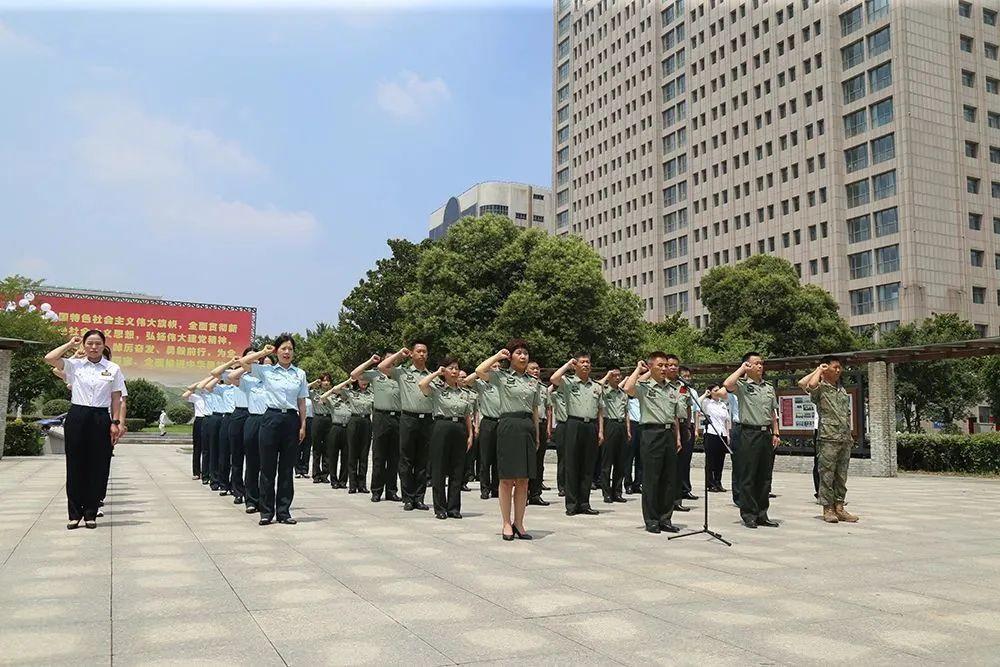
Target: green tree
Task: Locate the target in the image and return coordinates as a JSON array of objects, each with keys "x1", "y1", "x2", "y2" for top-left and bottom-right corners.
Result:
[
  {"x1": 880, "y1": 314, "x2": 985, "y2": 431},
  {"x1": 700, "y1": 255, "x2": 860, "y2": 358},
  {"x1": 639, "y1": 314, "x2": 719, "y2": 363},
  {"x1": 982, "y1": 356, "x2": 1000, "y2": 429},
  {"x1": 396, "y1": 215, "x2": 644, "y2": 367},
  {"x1": 125, "y1": 378, "x2": 167, "y2": 425},
  {"x1": 0, "y1": 276, "x2": 65, "y2": 412}
]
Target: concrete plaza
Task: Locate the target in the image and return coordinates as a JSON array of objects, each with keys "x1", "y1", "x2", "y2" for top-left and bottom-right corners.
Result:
[{"x1": 1, "y1": 447, "x2": 999, "y2": 666}]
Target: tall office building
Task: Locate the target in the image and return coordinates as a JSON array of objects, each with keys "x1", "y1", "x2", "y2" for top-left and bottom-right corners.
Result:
[
  {"x1": 429, "y1": 182, "x2": 553, "y2": 239},
  {"x1": 553, "y1": 0, "x2": 1000, "y2": 336}
]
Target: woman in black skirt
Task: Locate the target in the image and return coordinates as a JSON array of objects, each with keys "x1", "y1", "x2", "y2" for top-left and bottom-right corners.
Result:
[
  {"x1": 45, "y1": 331, "x2": 126, "y2": 529},
  {"x1": 475, "y1": 339, "x2": 542, "y2": 541}
]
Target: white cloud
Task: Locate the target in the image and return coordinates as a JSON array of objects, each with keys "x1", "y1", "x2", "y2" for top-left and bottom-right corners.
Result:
[
  {"x1": 375, "y1": 70, "x2": 451, "y2": 121},
  {"x1": 0, "y1": 20, "x2": 52, "y2": 56},
  {"x1": 71, "y1": 93, "x2": 318, "y2": 239}
]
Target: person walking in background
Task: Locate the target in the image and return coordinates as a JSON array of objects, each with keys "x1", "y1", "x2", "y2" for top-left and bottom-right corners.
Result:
[{"x1": 158, "y1": 410, "x2": 167, "y2": 437}]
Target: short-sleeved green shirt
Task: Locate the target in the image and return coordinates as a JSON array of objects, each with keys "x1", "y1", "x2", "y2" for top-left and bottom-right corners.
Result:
[
  {"x1": 558, "y1": 374, "x2": 603, "y2": 419},
  {"x1": 551, "y1": 386, "x2": 567, "y2": 423},
  {"x1": 635, "y1": 379, "x2": 684, "y2": 425},
  {"x1": 325, "y1": 395, "x2": 353, "y2": 424},
  {"x1": 472, "y1": 378, "x2": 501, "y2": 418},
  {"x1": 390, "y1": 364, "x2": 434, "y2": 414},
  {"x1": 487, "y1": 369, "x2": 541, "y2": 415},
  {"x1": 671, "y1": 380, "x2": 693, "y2": 421},
  {"x1": 734, "y1": 378, "x2": 778, "y2": 427},
  {"x1": 809, "y1": 381, "x2": 852, "y2": 441},
  {"x1": 361, "y1": 369, "x2": 401, "y2": 412},
  {"x1": 601, "y1": 386, "x2": 628, "y2": 421},
  {"x1": 460, "y1": 386, "x2": 478, "y2": 412},
  {"x1": 310, "y1": 389, "x2": 330, "y2": 416},
  {"x1": 343, "y1": 386, "x2": 374, "y2": 417},
  {"x1": 431, "y1": 384, "x2": 473, "y2": 419},
  {"x1": 536, "y1": 385, "x2": 551, "y2": 420}
]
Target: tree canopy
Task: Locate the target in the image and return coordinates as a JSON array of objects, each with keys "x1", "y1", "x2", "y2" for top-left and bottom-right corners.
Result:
[{"x1": 0, "y1": 275, "x2": 66, "y2": 411}]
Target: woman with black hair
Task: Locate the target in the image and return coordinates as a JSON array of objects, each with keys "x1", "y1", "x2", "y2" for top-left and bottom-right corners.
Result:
[
  {"x1": 239, "y1": 354, "x2": 272, "y2": 513},
  {"x1": 476, "y1": 340, "x2": 541, "y2": 541},
  {"x1": 700, "y1": 383, "x2": 732, "y2": 493},
  {"x1": 237, "y1": 336, "x2": 308, "y2": 525},
  {"x1": 418, "y1": 357, "x2": 473, "y2": 519},
  {"x1": 45, "y1": 331, "x2": 126, "y2": 529}
]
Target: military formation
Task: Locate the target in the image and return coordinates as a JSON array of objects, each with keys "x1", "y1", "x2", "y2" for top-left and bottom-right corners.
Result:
[{"x1": 180, "y1": 337, "x2": 860, "y2": 536}]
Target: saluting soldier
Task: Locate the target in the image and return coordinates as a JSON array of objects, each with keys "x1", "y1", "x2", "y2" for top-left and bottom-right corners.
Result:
[
  {"x1": 308, "y1": 374, "x2": 334, "y2": 484},
  {"x1": 623, "y1": 352, "x2": 683, "y2": 534},
  {"x1": 551, "y1": 352, "x2": 604, "y2": 516},
  {"x1": 457, "y1": 370, "x2": 477, "y2": 491},
  {"x1": 196, "y1": 374, "x2": 227, "y2": 491},
  {"x1": 379, "y1": 341, "x2": 433, "y2": 512},
  {"x1": 551, "y1": 384, "x2": 567, "y2": 497},
  {"x1": 182, "y1": 381, "x2": 209, "y2": 481},
  {"x1": 598, "y1": 367, "x2": 630, "y2": 504},
  {"x1": 218, "y1": 349, "x2": 256, "y2": 505},
  {"x1": 526, "y1": 360, "x2": 551, "y2": 506},
  {"x1": 724, "y1": 352, "x2": 781, "y2": 529},
  {"x1": 675, "y1": 366, "x2": 699, "y2": 508},
  {"x1": 339, "y1": 377, "x2": 374, "y2": 494},
  {"x1": 295, "y1": 391, "x2": 315, "y2": 479},
  {"x1": 352, "y1": 354, "x2": 403, "y2": 502},
  {"x1": 237, "y1": 353, "x2": 272, "y2": 514},
  {"x1": 419, "y1": 358, "x2": 474, "y2": 519},
  {"x1": 321, "y1": 379, "x2": 355, "y2": 489},
  {"x1": 467, "y1": 361, "x2": 502, "y2": 500},
  {"x1": 798, "y1": 357, "x2": 859, "y2": 523}
]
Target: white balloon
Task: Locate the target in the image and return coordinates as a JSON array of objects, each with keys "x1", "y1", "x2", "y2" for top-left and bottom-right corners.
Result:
[
  {"x1": 17, "y1": 299, "x2": 29, "y2": 307},
  {"x1": 45, "y1": 311, "x2": 59, "y2": 321},
  {"x1": 4, "y1": 301, "x2": 15, "y2": 312},
  {"x1": 23, "y1": 292, "x2": 35, "y2": 302},
  {"x1": 40, "y1": 303, "x2": 51, "y2": 312},
  {"x1": 27, "y1": 305, "x2": 37, "y2": 312}
]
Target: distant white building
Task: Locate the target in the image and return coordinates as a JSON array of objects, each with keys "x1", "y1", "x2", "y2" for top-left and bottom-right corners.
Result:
[{"x1": 428, "y1": 182, "x2": 554, "y2": 239}]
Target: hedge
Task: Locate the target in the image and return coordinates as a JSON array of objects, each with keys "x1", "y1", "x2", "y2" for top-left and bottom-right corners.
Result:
[
  {"x1": 125, "y1": 418, "x2": 148, "y2": 433},
  {"x1": 166, "y1": 404, "x2": 194, "y2": 425},
  {"x1": 4, "y1": 421, "x2": 43, "y2": 456},
  {"x1": 898, "y1": 432, "x2": 1000, "y2": 474},
  {"x1": 41, "y1": 399, "x2": 72, "y2": 416}
]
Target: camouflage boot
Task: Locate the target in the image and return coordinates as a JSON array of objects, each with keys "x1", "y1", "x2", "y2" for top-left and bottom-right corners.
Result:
[
  {"x1": 822, "y1": 505, "x2": 839, "y2": 523},
  {"x1": 834, "y1": 503, "x2": 858, "y2": 522}
]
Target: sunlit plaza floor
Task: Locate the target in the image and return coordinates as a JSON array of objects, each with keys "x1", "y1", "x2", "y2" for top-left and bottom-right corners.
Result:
[{"x1": 1, "y1": 446, "x2": 999, "y2": 666}]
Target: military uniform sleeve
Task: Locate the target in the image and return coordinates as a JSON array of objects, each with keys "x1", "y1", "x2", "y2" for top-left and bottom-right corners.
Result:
[
  {"x1": 389, "y1": 366, "x2": 403, "y2": 380},
  {"x1": 361, "y1": 369, "x2": 380, "y2": 382}
]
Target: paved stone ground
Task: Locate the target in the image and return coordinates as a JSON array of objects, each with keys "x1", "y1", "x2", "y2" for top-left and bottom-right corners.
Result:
[{"x1": 1, "y1": 447, "x2": 999, "y2": 666}]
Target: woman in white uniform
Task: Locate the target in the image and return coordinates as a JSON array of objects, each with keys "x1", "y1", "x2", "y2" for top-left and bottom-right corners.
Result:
[{"x1": 45, "y1": 330, "x2": 126, "y2": 529}]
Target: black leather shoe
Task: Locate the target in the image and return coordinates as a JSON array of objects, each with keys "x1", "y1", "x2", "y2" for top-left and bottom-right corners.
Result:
[
  {"x1": 480, "y1": 491, "x2": 490, "y2": 500},
  {"x1": 435, "y1": 512, "x2": 447, "y2": 519},
  {"x1": 528, "y1": 496, "x2": 549, "y2": 506},
  {"x1": 540, "y1": 483, "x2": 551, "y2": 491},
  {"x1": 580, "y1": 507, "x2": 599, "y2": 515},
  {"x1": 245, "y1": 506, "x2": 258, "y2": 514},
  {"x1": 557, "y1": 490, "x2": 565, "y2": 497},
  {"x1": 659, "y1": 522, "x2": 680, "y2": 533},
  {"x1": 448, "y1": 511, "x2": 462, "y2": 519},
  {"x1": 414, "y1": 502, "x2": 429, "y2": 511},
  {"x1": 673, "y1": 504, "x2": 691, "y2": 512},
  {"x1": 201, "y1": 479, "x2": 210, "y2": 485},
  {"x1": 403, "y1": 502, "x2": 414, "y2": 511},
  {"x1": 277, "y1": 517, "x2": 297, "y2": 525},
  {"x1": 233, "y1": 496, "x2": 244, "y2": 504},
  {"x1": 371, "y1": 493, "x2": 382, "y2": 503},
  {"x1": 591, "y1": 482, "x2": 600, "y2": 490},
  {"x1": 742, "y1": 517, "x2": 758, "y2": 529},
  {"x1": 348, "y1": 488, "x2": 357, "y2": 494},
  {"x1": 758, "y1": 517, "x2": 780, "y2": 528},
  {"x1": 645, "y1": 524, "x2": 661, "y2": 534},
  {"x1": 565, "y1": 509, "x2": 577, "y2": 516},
  {"x1": 683, "y1": 493, "x2": 699, "y2": 501},
  {"x1": 219, "y1": 490, "x2": 230, "y2": 497},
  {"x1": 210, "y1": 484, "x2": 219, "y2": 491},
  {"x1": 385, "y1": 492, "x2": 402, "y2": 502},
  {"x1": 603, "y1": 497, "x2": 614, "y2": 504},
  {"x1": 312, "y1": 478, "x2": 324, "y2": 484},
  {"x1": 768, "y1": 493, "x2": 777, "y2": 499},
  {"x1": 259, "y1": 518, "x2": 272, "y2": 526},
  {"x1": 613, "y1": 496, "x2": 627, "y2": 503},
  {"x1": 359, "y1": 487, "x2": 370, "y2": 494},
  {"x1": 490, "y1": 491, "x2": 499, "y2": 499},
  {"x1": 461, "y1": 484, "x2": 471, "y2": 492}
]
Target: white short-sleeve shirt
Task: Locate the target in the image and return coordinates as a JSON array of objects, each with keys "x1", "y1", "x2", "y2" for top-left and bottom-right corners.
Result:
[{"x1": 63, "y1": 357, "x2": 127, "y2": 408}]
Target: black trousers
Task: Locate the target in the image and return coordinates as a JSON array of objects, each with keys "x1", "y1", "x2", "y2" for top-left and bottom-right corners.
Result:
[
  {"x1": 601, "y1": 419, "x2": 629, "y2": 500},
  {"x1": 243, "y1": 414, "x2": 263, "y2": 509},
  {"x1": 347, "y1": 414, "x2": 372, "y2": 491},
  {"x1": 563, "y1": 417, "x2": 598, "y2": 514},
  {"x1": 259, "y1": 410, "x2": 299, "y2": 521},
  {"x1": 477, "y1": 417, "x2": 499, "y2": 496},
  {"x1": 192, "y1": 416, "x2": 204, "y2": 477},
  {"x1": 311, "y1": 415, "x2": 332, "y2": 481},
  {"x1": 737, "y1": 428, "x2": 774, "y2": 521},
  {"x1": 295, "y1": 416, "x2": 313, "y2": 476},
  {"x1": 529, "y1": 418, "x2": 548, "y2": 498},
  {"x1": 371, "y1": 411, "x2": 400, "y2": 495},
  {"x1": 99, "y1": 438, "x2": 113, "y2": 503},
  {"x1": 554, "y1": 421, "x2": 566, "y2": 493},
  {"x1": 676, "y1": 421, "x2": 695, "y2": 498},
  {"x1": 465, "y1": 428, "x2": 480, "y2": 482},
  {"x1": 217, "y1": 414, "x2": 232, "y2": 490},
  {"x1": 328, "y1": 422, "x2": 349, "y2": 486},
  {"x1": 64, "y1": 405, "x2": 111, "y2": 521},
  {"x1": 204, "y1": 413, "x2": 222, "y2": 486},
  {"x1": 730, "y1": 424, "x2": 743, "y2": 505},
  {"x1": 399, "y1": 412, "x2": 433, "y2": 504},
  {"x1": 228, "y1": 408, "x2": 249, "y2": 498},
  {"x1": 430, "y1": 419, "x2": 466, "y2": 514},
  {"x1": 640, "y1": 424, "x2": 678, "y2": 528},
  {"x1": 704, "y1": 432, "x2": 728, "y2": 489},
  {"x1": 625, "y1": 425, "x2": 642, "y2": 490}
]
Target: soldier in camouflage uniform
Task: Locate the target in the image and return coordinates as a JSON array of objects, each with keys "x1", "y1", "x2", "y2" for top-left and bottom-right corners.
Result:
[{"x1": 798, "y1": 357, "x2": 858, "y2": 523}]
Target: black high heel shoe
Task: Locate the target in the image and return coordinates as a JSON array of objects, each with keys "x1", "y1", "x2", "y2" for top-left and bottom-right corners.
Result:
[
  {"x1": 511, "y1": 525, "x2": 533, "y2": 540},
  {"x1": 502, "y1": 528, "x2": 515, "y2": 541}
]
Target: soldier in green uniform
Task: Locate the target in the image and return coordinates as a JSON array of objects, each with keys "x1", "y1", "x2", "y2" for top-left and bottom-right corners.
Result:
[
  {"x1": 724, "y1": 352, "x2": 781, "y2": 529},
  {"x1": 527, "y1": 360, "x2": 551, "y2": 506},
  {"x1": 379, "y1": 341, "x2": 433, "y2": 512},
  {"x1": 551, "y1": 385, "x2": 567, "y2": 496},
  {"x1": 309, "y1": 374, "x2": 334, "y2": 484},
  {"x1": 624, "y1": 352, "x2": 683, "y2": 533},
  {"x1": 457, "y1": 370, "x2": 477, "y2": 491},
  {"x1": 419, "y1": 358, "x2": 474, "y2": 519},
  {"x1": 335, "y1": 377, "x2": 374, "y2": 494},
  {"x1": 320, "y1": 380, "x2": 354, "y2": 489},
  {"x1": 798, "y1": 357, "x2": 859, "y2": 523},
  {"x1": 551, "y1": 353, "x2": 604, "y2": 516},
  {"x1": 598, "y1": 367, "x2": 630, "y2": 504},
  {"x1": 467, "y1": 362, "x2": 502, "y2": 500},
  {"x1": 352, "y1": 354, "x2": 403, "y2": 502}
]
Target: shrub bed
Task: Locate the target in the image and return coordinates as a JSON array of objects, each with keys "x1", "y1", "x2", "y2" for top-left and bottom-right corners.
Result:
[
  {"x1": 898, "y1": 431, "x2": 1000, "y2": 475},
  {"x1": 166, "y1": 404, "x2": 194, "y2": 425},
  {"x1": 125, "y1": 418, "x2": 148, "y2": 433},
  {"x1": 41, "y1": 399, "x2": 72, "y2": 416},
  {"x1": 4, "y1": 421, "x2": 43, "y2": 456}
]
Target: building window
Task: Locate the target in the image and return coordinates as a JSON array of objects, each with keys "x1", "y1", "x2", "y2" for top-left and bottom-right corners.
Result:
[
  {"x1": 874, "y1": 207, "x2": 899, "y2": 236},
  {"x1": 480, "y1": 204, "x2": 509, "y2": 217},
  {"x1": 966, "y1": 141, "x2": 980, "y2": 158},
  {"x1": 971, "y1": 249, "x2": 985, "y2": 267},
  {"x1": 963, "y1": 105, "x2": 977, "y2": 122},
  {"x1": 969, "y1": 212, "x2": 983, "y2": 230},
  {"x1": 986, "y1": 9, "x2": 998, "y2": 26},
  {"x1": 866, "y1": 0, "x2": 889, "y2": 22},
  {"x1": 968, "y1": 176, "x2": 981, "y2": 194},
  {"x1": 993, "y1": 181, "x2": 1000, "y2": 198},
  {"x1": 556, "y1": 210, "x2": 569, "y2": 228},
  {"x1": 988, "y1": 78, "x2": 1000, "y2": 95},
  {"x1": 868, "y1": 26, "x2": 891, "y2": 57},
  {"x1": 868, "y1": 62, "x2": 892, "y2": 92},
  {"x1": 847, "y1": 179, "x2": 871, "y2": 207},
  {"x1": 961, "y1": 34, "x2": 974, "y2": 53},
  {"x1": 990, "y1": 112, "x2": 1000, "y2": 128},
  {"x1": 986, "y1": 43, "x2": 999, "y2": 60},
  {"x1": 872, "y1": 170, "x2": 896, "y2": 200},
  {"x1": 840, "y1": 6, "x2": 863, "y2": 36},
  {"x1": 848, "y1": 214, "x2": 872, "y2": 243},
  {"x1": 972, "y1": 286, "x2": 987, "y2": 304},
  {"x1": 871, "y1": 134, "x2": 895, "y2": 163},
  {"x1": 877, "y1": 282, "x2": 900, "y2": 311},
  {"x1": 532, "y1": 215, "x2": 544, "y2": 223},
  {"x1": 849, "y1": 250, "x2": 873, "y2": 278},
  {"x1": 876, "y1": 244, "x2": 900, "y2": 273},
  {"x1": 991, "y1": 146, "x2": 1000, "y2": 164},
  {"x1": 995, "y1": 216, "x2": 1000, "y2": 234},
  {"x1": 845, "y1": 143, "x2": 868, "y2": 172},
  {"x1": 962, "y1": 70, "x2": 976, "y2": 88},
  {"x1": 850, "y1": 287, "x2": 874, "y2": 315},
  {"x1": 843, "y1": 73, "x2": 866, "y2": 103},
  {"x1": 870, "y1": 97, "x2": 893, "y2": 127},
  {"x1": 960, "y1": 1, "x2": 972, "y2": 18},
  {"x1": 845, "y1": 108, "x2": 868, "y2": 137},
  {"x1": 842, "y1": 40, "x2": 865, "y2": 70}
]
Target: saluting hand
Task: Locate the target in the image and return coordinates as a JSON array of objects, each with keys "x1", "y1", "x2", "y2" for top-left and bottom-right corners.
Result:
[
  {"x1": 566, "y1": 358, "x2": 577, "y2": 368},
  {"x1": 399, "y1": 347, "x2": 411, "y2": 358},
  {"x1": 370, "y1": 354, "x2": 381, "y2": 364},
  {"x1": 636, "y1": 359, "x2": 648, "y2": 372},
  {"x1": 69, "y1": 335, "x2": 83, "y2": 346},
  {"x1": 263, "y1": 345, "x2": 275, "y2": 354},
  {"x1": 498, "y1": 349, "x2": 511, "y2": 360},
  {"x1": 436, "y1": 366, "x2": 446, "y2": 375},
  {"x1": 818, "y1": 363, "x2": 829, "y2": 372}
]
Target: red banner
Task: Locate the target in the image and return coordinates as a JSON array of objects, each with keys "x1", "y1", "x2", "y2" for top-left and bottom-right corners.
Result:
[{"x1": 36, "y1": 291, "x2": 255, "y2": 386}]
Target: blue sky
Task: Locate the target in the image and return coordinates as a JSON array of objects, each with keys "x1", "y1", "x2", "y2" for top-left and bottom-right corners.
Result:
[{"x1": 0, "y1": 2, "x2": 553, "y2": 335}]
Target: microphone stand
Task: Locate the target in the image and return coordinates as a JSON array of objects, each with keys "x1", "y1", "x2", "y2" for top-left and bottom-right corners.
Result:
[{"x1": 668, "y1": 378, "x2": 732, "y2": 547}]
